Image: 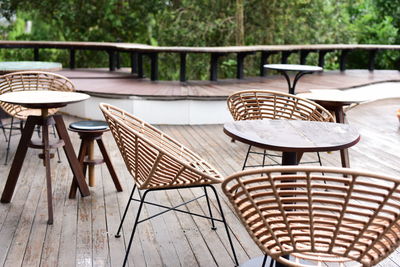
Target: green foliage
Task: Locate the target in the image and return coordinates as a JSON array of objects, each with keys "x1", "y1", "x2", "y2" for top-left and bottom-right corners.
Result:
[{"x1": 1, "y1": 0, "x2": 399, "y2": 79}]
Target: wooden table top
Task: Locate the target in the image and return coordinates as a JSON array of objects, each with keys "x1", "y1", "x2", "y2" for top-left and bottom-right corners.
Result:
[
  {"x1": 224, "y1": 119, "x2": 360, "y2": 152},
  {"x1": 0, "y1": 91, "x2": 90, "y2": 109},
  {"x1": 0, "y1": 61, "x2": 62, "y2": 74},
  {"x1": 298, "y1": 90, "x2": 366, "y2": 106},
  {"x1": 263, "y1": 64, "x2": 323, "y2": 72}
]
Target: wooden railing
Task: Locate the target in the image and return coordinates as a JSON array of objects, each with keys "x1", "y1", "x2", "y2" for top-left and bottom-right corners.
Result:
[{"x1": 1, "y1": 41, "x2": 399, "y2": 82}]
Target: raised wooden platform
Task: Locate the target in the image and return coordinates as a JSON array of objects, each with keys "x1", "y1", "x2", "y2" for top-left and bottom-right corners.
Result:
[
  {"x1": 0, "y1": 98, "x2": 399, "y2": 266},
  {"x1": 60, "y1": 68, "x2": 400, "y2": 99}
]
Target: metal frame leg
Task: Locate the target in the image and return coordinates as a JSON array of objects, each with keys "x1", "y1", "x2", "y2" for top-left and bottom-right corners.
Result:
[
  {"x1": 261, "y1": 254, "x2": 268, "y2": 266},
  {"x1": 122, "y1": 188, "x2": 149, "y2": 267},
  {"x1": 203, "y1": 186, "x2": 216, "y2": 230},
  {"x1": 115, "y1": 184, "x2": 137, "y2": 238},
  {"x1": 207, "y1": 185, "x2": 239, "y2": 266},
  {"x1": 118, "y1": 184, "x2": 238, "y2": 266},
  {"x1": 0, "y1": 119, "x2": 7, "y2": 141},
  {"x1": 269, "y1": 257, "x2": 275, "y2": 267},
  {"x1": 242, "y1": 145, "x2": 252, "y2": 170},
  {"x1": 316, "y1": 152, "x2": 322, "y2": 166}
]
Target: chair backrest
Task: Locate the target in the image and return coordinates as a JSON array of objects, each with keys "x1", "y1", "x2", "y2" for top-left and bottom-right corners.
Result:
[
  {"x1": 227, "y1": 90, "x2": 334, "y2": 122},
  {"x1": 222, "y1": 166, "x2": 400, "y2": 266},
  {"x1": 0, "y1": 71, "x2": 75, "y2": 119},
  {"x1": 99, "y1": 103, "x2": 223, "y2": 189}
]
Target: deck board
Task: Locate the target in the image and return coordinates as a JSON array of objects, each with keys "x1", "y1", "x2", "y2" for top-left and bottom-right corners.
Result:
[{"x1": 0, "y1": 98, "x2": 399, "y2": 266}]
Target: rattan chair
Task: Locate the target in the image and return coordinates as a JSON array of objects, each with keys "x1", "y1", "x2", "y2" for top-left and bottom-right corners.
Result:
[
  {"x1": 0, "y1": 71, "x2": 75, "y2": 164},
  {"x1": 99, "y1": 103, "x2": 238, "y2": 266},
  {"x1": 227, "y1": 90, "x2": 334, "y2": 169},
  {"x1": 222, "y1": 166, "x2": 400, "y2": 267}
]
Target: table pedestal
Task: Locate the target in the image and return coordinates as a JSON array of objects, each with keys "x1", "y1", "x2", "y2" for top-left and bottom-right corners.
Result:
[
  {"x1": 0, "y1": 114, "x2": 90, "y2": 224},
  {"x1": 279, "y1": 70, "x2": 314, "y2": 95}
]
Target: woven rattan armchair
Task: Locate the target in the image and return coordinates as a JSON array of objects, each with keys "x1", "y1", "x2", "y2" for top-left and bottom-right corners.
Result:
[
  {"x1": 0, "y1": 71, "x2": 75, "y2": 164},
  {"x1": 227, "y1": 90, "x2": 334, "y2": 169},
  {"x1": 99, "y1": 103, "x2": 238, "y2": 266},
  {"x1": 222, "y1": 166, "x2": 400, "y2": 267}
]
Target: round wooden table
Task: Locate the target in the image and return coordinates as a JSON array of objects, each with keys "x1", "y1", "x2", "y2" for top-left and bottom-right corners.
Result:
[
  {"x1": 298, "y1": 90, "x2": 366, "y2": 168},
  {"x1": 0, "y1": 61, "x2": 62, "y2": 74},
  {"x1": 224, "y1": 119, "x2": 360, "y2": 166},
  {"x1": 298, "y1": 90, "x2": 365, "y2": 123},
  {"x1": 263, "y1": 64, "x2": 323, "y2": 94},
  {"x1": 0, "y1": 91, "x2": 90, "y2": 225}
]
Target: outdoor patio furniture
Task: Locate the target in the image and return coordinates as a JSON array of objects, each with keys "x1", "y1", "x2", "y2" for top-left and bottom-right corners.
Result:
[
  {"x1": 223, "y1": 119, "x2": 360, "y2": 166},
  {"x1": 298, "y1": 90, "x2": 367, "y2": 168},
  {"x1": 68, "y1": 120, "x2": 123, "y2": 198},
  {"x1": 0, "y1": 71, "x2": 71, "y2": 164},
  {"x1": 0, "y1": 89, "x2": 91, "y2": 225},
  {"x1": 222, "y1": 166, "x2": 400, "y2": 267},
  {"x1": 227, "y1": 90, "x2": 334, "y2": 169},
  {"x1": 99, "y1": 103, "x2": 239, "y2": 266}
]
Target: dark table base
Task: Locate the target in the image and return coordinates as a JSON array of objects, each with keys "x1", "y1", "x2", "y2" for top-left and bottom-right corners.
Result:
[{"x1": 0, "y1": 114, "x2": 90, "y2": 224}]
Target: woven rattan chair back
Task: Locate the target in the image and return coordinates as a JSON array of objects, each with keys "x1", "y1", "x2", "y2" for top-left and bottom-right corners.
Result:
[
  {"x1": 222, "y1": 166, "x2": 400, "y2": 266},
  {"x1": 227, "y1": 90, "x2": 334, "y2": 122},
  {"x1": 0, "y1": 71, "x2": 75, "y2": 119},
  {"x1": 100, "y1": 103, "x2": 223, "y2": 190}
]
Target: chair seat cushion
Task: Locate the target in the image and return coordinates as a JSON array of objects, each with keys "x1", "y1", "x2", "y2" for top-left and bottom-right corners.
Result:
[{"x1": 69, "y1": 120, "x2": 109, "y2": 131}]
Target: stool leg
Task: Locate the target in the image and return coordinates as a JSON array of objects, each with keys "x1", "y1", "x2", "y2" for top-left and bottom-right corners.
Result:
[
  {"x1": 88, "y1": 140, "x2": 95, "y2": 187},
  {"x1": 69, "y1": 141, "x2": 89, "y2": 199},
  {"x1": 53, "y1": 115, "x2": 90, "y2": 197},
  {"x1": 97, "y1": 138, "x2": 123, "y2": 191}
]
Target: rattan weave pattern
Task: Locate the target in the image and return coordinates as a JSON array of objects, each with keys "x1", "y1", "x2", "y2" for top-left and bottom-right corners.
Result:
[
  {"x1": 0, "y1": 71, "x2": 75, "y2": 119},
  {"x1": 222, "y1": 166, "x2": 400, "y2": 266},
  {"x1": 227, "y1": 90, "x2": 334, "y2": 122},
  {"x1": 100, "y1": 103, "x2": 223, "y2": 190}
]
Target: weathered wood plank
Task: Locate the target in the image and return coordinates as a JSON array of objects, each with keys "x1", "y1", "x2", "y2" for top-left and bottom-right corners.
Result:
[{"x1": 2, "y1": 153, "x2": 44, "y2": 267}]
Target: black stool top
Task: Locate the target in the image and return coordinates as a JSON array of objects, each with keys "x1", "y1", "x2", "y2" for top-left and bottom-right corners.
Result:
[{"x1": 69, "y1": 120, "x2": 109, "y2": 131}]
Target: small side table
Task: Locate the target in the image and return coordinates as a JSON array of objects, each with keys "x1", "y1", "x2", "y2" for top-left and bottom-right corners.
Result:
[
  {"x1": 298, "y1": 90, "x2": 364, "y2": 168},
  {"x1": 0, "y1": 91, "x2": 90, "y2": 224},
  {"x1": 264, "y1": 64, "x2": 323, "y2": 94},
  {"x1": 68, "y1": 120, "x2": 123, "y2": 198}
]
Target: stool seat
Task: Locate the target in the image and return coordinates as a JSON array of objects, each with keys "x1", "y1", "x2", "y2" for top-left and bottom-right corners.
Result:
[
  {"x1": 69, "y1": 120, "x2": 109, "y2": 131},
  {"x1": 68, "y1": 120, "x2": 122, "y2": 197}
]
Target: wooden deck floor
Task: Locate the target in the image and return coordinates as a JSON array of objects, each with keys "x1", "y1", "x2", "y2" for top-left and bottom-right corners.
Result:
[
  {"x1": 59, "y1": 68, "x2": 400, "y2": 99},
  {"x1": 0, "y1": 98, "x2": 400, "y2": 266}
]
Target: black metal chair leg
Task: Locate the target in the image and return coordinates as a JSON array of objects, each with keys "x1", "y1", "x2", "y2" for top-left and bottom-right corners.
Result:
[
  {"x1": 122, "y1": 189, "x2": 149, "y2": 267},
  {"x1": 4, "y1": 117, "x2": 14, "y2": 165},
  {"x1": 242, "y1": 145, "x2": 252, "y2": 170},
  {"x1": 203, "y1": 186, "x2": 216, "y2": 230},
  {"x1": 261, "y1": 254, "x2": 268, "y2": 266},
  {"x1": 262, "y1": 149, "x2": 267, "y2": 167},
  {"x1": 207, "y1": 185, "x2": 239, "y2": 266},
  {"x1": 116, "y1": 184, "x2": 137, "y2": 238},
  {"x1": 0, "y1": 120, "x2": 7, "y2": 141},
  {"x1": 269, "y1": 257, "x2": 275, "y2": 267},
  {"x1": 36, "y1": 125, "x2": 41, "y2": 137},
  {"x1": 316, "y1": 152, "x2": 322, "y2": 166}
]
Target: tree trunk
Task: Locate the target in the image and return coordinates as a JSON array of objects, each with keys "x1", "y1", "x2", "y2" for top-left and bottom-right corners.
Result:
[{"x1": 236, "y1": 0, "x2": 244, "y2": 45}]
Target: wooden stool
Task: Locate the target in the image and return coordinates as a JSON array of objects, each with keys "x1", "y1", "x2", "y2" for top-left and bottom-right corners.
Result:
[{"x1": 68, "y1": 120, "x2": 122, "y2": 198}]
